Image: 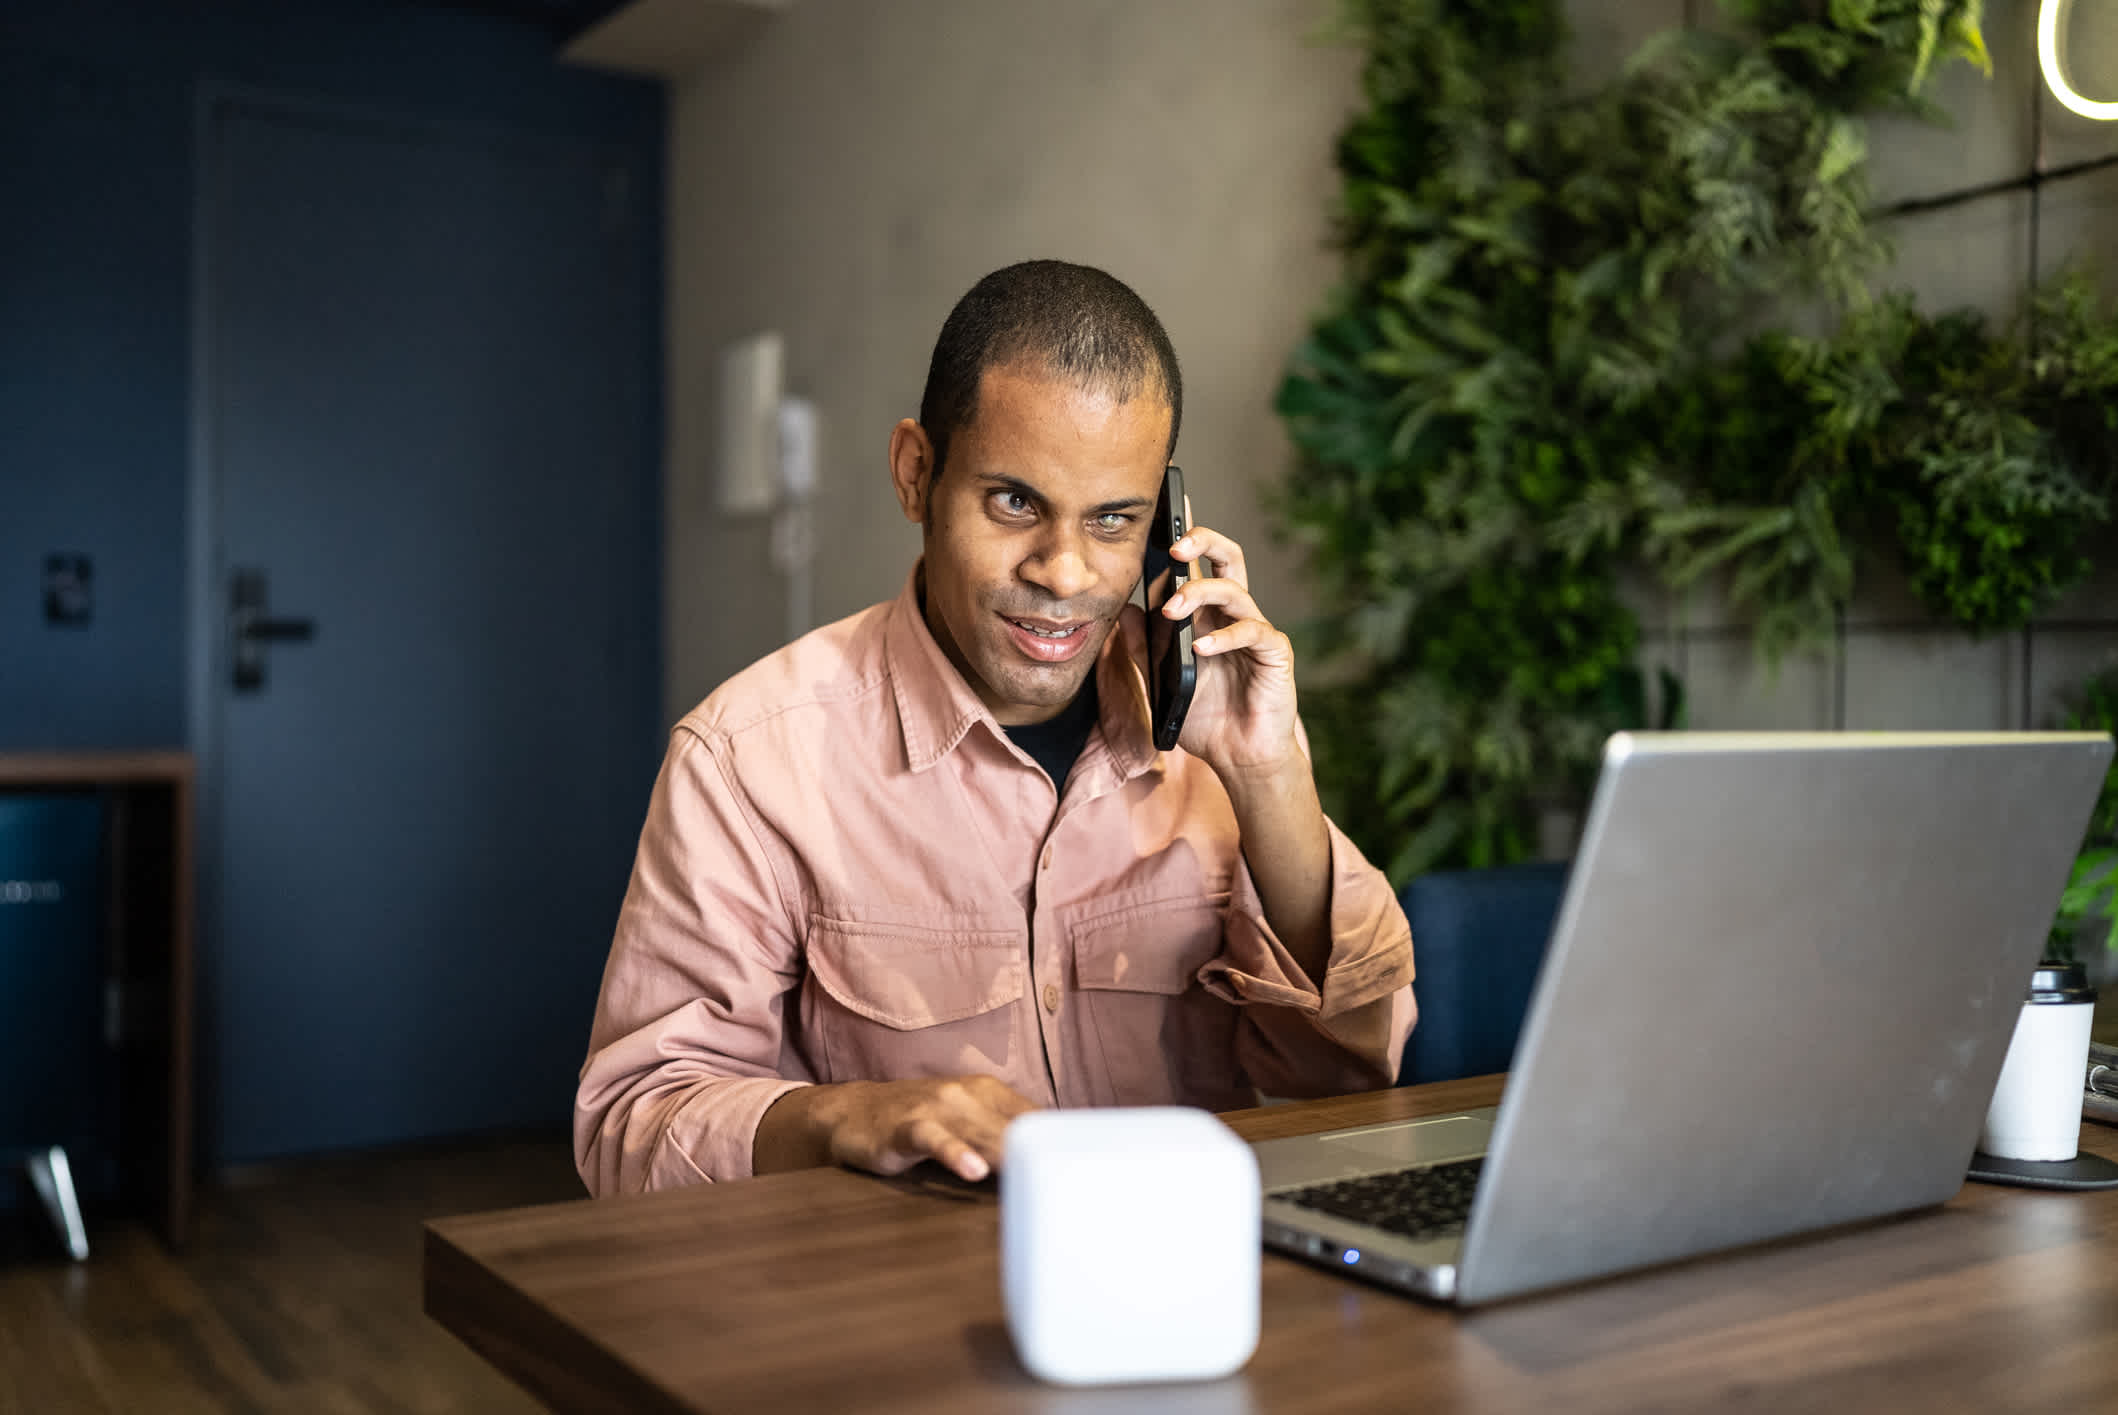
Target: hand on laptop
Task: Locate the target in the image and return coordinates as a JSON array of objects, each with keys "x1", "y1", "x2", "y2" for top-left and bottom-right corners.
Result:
[{"x1": 754, "y1": 1075, "x2": 1039, "y2": 1183}]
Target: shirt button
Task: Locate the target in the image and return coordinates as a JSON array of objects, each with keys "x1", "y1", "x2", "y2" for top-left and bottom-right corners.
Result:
[
  {"x1": 1040, "y1": 848, "x2": 1053, "y2": 871},
  {"x1": 1043, "y1": 982, "x2": 1060, "y2": 1013}
]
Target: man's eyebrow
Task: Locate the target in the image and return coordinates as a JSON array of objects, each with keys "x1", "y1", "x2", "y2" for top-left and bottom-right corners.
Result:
[{"x1": 977, "y1": 473, "x2": 1154, "y2": 516}]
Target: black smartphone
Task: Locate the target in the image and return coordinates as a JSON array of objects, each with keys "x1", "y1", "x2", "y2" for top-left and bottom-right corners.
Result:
[{"x1": 1145, "y1": 464, "x2": 1198, "y2": 752}]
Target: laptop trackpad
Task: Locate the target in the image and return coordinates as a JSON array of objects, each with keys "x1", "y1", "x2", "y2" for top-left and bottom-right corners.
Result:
[{"x1": 1322, "y1": 1115, "x2": 1491, "y2": 1167}]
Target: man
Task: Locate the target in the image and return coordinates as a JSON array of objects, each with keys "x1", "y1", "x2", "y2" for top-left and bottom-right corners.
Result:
[{"x1": 576, "y1": 260, "x2": 1415, "y2": 1195}]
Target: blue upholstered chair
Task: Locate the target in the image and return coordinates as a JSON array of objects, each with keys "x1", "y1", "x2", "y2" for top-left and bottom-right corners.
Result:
[{"x1": 1397, "y1": 861, "x2": 1570, "y2": 1086}]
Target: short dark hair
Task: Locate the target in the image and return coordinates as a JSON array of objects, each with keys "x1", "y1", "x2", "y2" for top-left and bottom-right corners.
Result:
[{"x1": 916, "y1": 260, "x2": 1182, "y2": 480}]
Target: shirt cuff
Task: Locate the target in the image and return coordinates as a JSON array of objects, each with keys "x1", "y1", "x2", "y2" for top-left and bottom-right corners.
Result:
[
  {"x1": 1197, "y1": 818, "x2": 1413, "y2": 1018},
  {"x1": 655, "y1": 1076, "x2": 811, "y2": 1185}
]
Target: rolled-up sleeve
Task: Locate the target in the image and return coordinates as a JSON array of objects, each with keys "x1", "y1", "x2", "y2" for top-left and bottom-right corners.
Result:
[
  {"x1": 574, "y1": 728, "x2": 808, "y2": 1194},
  {"x1": 1198, "y1": 817, "x2": 1416, "y2": 1097}
]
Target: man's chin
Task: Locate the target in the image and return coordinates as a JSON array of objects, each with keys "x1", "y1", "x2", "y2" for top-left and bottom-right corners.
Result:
[
  {"x1": 999, "y1": 660, "x2": 1096, "y2": 711},
  {"x1": 981, "y1": 634, "x2": 1106, "y2": 719}
]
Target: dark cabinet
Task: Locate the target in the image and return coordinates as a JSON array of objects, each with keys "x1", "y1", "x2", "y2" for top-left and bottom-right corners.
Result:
[
  {"x1": 0, "y1": 792, "x2": 120, "y2": 1213},
  {"x1": 0, "y1": 755, "x2": 194, "y2": 1249}
]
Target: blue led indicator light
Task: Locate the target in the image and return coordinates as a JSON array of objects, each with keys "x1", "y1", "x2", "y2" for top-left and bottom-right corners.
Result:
[{"x1": 1342, "y1": 1249, "x2": 1360, "y2": 1264}]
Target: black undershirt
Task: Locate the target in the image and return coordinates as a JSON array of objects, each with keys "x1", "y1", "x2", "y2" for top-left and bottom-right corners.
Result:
[{"x1": 1005, "y1": 672, "x2": 1101, "y2": 793}]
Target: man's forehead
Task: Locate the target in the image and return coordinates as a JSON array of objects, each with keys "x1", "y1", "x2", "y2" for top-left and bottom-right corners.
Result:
[{"x1": 969, "y1": 363, "x2": 1171, "y2": 461}]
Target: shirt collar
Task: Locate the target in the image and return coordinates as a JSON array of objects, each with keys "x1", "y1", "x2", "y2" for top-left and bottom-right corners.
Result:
[
  {"x1": 1091, "y1": 614, "x2": 1160, "y2": 782},
  {"x1": 884, "y1": 562, "x2": 1160, "y2": 780}
]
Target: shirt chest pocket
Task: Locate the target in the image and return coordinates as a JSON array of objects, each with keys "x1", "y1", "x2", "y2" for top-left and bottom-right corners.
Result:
[
  {"x1": 802, "y1": 917, "x2": 1025, "y2": 1085},
  {"x1": 1069, "y1": 893, "x2": 1246, "y2": 1108}
]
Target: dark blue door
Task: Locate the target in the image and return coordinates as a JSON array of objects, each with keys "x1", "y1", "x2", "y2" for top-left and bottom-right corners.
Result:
[{"x1": 200, "y1": 96, "x2": 655, "y2": 1163}]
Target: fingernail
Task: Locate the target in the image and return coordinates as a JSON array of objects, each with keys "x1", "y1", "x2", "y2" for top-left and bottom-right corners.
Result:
[
  {"x1": 1173, "y1": 537, "x2": 1193, "y2": 554},
  {"x1": 1195, "y1": 635, "x2": 1215, "y2": 652},
  {"x1": 1167, "y1": 596, "x2": 1185, "y2": 614},
  {"x1": 961, "y1": 1153, "x2": 990, "y2": 1181}
]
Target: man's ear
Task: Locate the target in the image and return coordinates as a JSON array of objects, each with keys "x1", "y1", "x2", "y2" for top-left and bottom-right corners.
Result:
[{"x1": 888, "y1": 419, "x2": 935, "y2": 525}]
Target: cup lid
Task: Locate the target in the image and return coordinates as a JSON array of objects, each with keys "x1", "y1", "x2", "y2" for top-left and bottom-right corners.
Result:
[{"x1": 2029, "y1": 960, "x2": 2097, "y2": 1005}]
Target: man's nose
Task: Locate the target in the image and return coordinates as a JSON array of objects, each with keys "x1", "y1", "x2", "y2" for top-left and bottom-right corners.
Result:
[{"x1": 1022, "y1": 525, "x2": 1096, "y2": 604}]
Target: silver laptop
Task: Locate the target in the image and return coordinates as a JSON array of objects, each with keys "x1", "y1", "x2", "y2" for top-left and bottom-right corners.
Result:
[{"x1": 1256, "y1": 731, "x2": 2112, "y2": 1305}]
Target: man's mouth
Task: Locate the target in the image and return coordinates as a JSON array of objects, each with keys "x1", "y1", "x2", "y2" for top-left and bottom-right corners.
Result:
[
  {"x1": 1008, "y1": 617, "x2": 1084, "y2": 639},
  {"x1": 1001, "y1": 614, "x2": 1095, "y2": 663}
]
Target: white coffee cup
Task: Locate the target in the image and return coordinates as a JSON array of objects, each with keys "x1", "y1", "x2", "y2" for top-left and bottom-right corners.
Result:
[{"x1": 1979, "y1": 961, "x2": 2098, "y2": 1162}]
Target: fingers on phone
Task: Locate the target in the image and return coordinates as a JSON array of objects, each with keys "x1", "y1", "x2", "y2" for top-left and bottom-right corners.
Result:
[
  {"x1": 1172, "y1": 524, "x2": 1248, "y2": 589},
  {"x1": 1166, "y1": 576, "x2": 1263, "y2": 626}
]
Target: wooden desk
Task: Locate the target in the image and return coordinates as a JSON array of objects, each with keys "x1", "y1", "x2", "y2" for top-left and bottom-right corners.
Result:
[
  {"x1": 425, "y1": 1076, "x2": 2118, "y2": 1413},
  {"x1": 0, "y1": 751, "x2": 194, "y2": 1246}
]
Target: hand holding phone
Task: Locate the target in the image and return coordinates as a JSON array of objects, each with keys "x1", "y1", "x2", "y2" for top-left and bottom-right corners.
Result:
[{"x1": 1145, "y1": 465, "x2": 1200, "y2": 751}]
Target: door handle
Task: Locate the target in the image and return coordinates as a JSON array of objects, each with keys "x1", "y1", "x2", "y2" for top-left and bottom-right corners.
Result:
[
  {"x1": 229, "y1": 569, "x2": 317, "y2": 693},
  {"x1": 242, "y1": 617, "x2": 316, "y2": 644}
]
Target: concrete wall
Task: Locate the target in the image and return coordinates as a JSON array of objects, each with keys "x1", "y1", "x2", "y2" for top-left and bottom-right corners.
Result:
[{"x1": 661, "y1": 0, "x2": 2118, "y2": 735}]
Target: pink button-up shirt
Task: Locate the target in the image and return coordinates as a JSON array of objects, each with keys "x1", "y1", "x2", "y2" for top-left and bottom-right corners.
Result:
[{"x1": 575, "y1": 568, "x2": 1416, "y2": 1193}]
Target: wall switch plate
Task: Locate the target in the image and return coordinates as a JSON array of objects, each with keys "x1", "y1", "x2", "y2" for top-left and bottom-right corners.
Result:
[
  {"x1": 43, "y1": 553, "x2": 93, "y2": 626},
  {"x1": 718, "y1": 331, "x2": 783, "y2": 515}
]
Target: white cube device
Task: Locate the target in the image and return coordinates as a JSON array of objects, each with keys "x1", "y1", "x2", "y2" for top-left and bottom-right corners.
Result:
[{"x1": 1001, "y1": 1107, "x2": 1261, "y2": 1387}]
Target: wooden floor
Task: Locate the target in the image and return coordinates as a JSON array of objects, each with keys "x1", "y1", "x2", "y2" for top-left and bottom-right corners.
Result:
[{"x1": 0, "y1": 1138, "x2": 584, "y2": 1414}]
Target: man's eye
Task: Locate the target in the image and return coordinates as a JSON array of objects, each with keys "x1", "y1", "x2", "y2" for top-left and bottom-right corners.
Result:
[
  {"x1": 1095, "y1": 513, "x2": 1131, "y2": 533},
  {"x1": 992, "y1": 491, "x2": 1033, "y2": 517}
]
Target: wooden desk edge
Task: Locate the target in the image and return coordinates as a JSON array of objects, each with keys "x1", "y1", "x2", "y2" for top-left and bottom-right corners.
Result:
[{"x1": 424, "y1": 1224, "x2": 693, "y2": 1415}]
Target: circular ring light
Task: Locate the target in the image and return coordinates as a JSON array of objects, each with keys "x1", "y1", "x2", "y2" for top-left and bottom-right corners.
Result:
[{"x1": 2041, "y1": 0, "x2": 2118, "y2": 121}]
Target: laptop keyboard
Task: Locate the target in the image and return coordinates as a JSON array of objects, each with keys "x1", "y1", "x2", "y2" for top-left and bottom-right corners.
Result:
[{"x1": 1277, "y1": 1157, "x2": 1485, "y2": 1243}]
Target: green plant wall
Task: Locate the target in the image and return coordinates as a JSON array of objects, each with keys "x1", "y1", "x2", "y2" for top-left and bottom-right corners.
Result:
[{"x1": 1277, "y1": 0, "x2": 2118, "y2": 885}]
